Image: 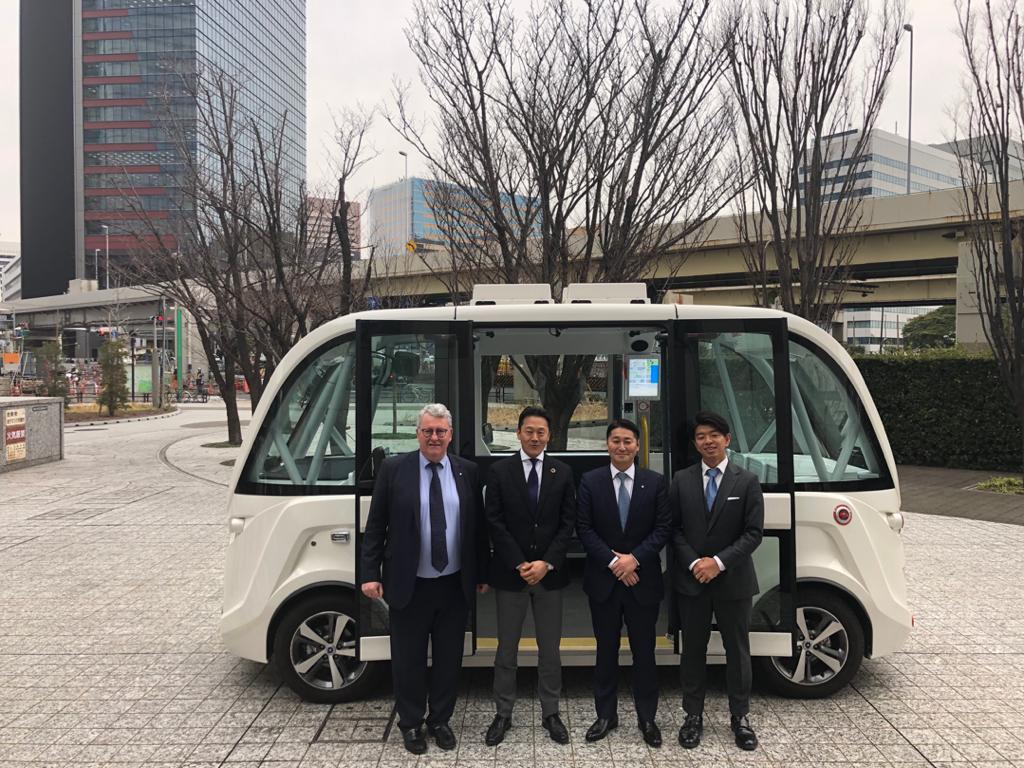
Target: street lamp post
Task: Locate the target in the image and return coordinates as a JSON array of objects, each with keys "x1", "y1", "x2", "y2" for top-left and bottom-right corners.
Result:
[
  {"x1": 93, "y1": 249, "x2": 100, "y2": 283},
  {"x1": 101, "y1": 224, "x2": 110, "y2": 290},
  {"x1": 399, "y1": 150, "x2": 411, "y2": 251},
  {"x1": 903, "y1": 23, "x2": 914, "y2": 195}
]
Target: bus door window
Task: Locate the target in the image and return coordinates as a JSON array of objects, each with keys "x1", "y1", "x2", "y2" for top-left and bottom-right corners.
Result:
[
  {"x1": 684, "y1": 328, "x2": 793, "y2": 637},
  {"x1": 472, "y1": 324, "x2": 670, "y2": 646}
]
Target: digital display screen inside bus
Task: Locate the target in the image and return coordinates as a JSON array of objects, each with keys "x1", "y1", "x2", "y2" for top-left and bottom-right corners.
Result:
[{"x1": 626, "y1": 356, "x2": 659, "y2": 399}]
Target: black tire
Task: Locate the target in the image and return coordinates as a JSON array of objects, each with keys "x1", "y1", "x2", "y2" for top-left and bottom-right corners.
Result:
[
  {"x1": 272, "y1": 593, "x2": 386, "y2": 704},
  {"x1": 757, "y1": 587, "x2": 865, "y2": 699}
]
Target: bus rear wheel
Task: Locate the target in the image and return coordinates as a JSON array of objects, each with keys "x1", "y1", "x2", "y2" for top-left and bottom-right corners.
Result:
[
  {"x1": 758, "y1": 587, "x2": 864, "y2": 698},
  {"x1": 272, "y1": 594, "x2": 385, "y2": 703}
]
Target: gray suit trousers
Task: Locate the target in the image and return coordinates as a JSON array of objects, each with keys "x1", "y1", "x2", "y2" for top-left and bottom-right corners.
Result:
[{"x1": 493, "y1": 585, "x2": 563, "y2": 718}]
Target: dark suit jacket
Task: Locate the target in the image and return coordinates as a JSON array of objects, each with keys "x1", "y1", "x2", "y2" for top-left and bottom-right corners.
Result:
[
  {"x1": 669, "y1": 461, "x2": 764, "y2": 600},
  {"x1": 359, "y1": 450, "x2": 488, "y2": 610},
  {"x1": 485, "y1": 453, "x2": 576, "y2": 591},
  {"x1": 575, "y1": 465, "x2": 672, "y2": 607}
]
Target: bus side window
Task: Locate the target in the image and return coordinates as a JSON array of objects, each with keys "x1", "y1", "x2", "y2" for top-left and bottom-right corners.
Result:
[
  {"x1": 242, "y1": 336, "x2": 358, "y2": 490},
  {"x1": 788, "y1": 339, "x2": 885, "y2": 484}
]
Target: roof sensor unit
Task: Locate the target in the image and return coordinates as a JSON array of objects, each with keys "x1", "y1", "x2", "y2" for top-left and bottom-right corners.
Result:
[
  {"x1": 562, "y1": 283, "x2": 650, "y2": 304},
  {"x1": 471, "y1": 284, "x2": 553, "y2": 305}
]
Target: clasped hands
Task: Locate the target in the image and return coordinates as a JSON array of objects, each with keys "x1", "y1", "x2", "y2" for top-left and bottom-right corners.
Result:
[
  {"x1": 692, "y1": 556, "x2": 722, "y2": 584},
  {"x1": 517, "y1": 560, "x2": 549, "y2": 586},
  {"x1": 609, "y1": 551, "x2": 640, "y2": 587}
]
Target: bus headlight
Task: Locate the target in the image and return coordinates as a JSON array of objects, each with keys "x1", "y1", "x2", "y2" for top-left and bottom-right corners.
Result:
[
  {"x1": 228, "y1": 517, "x2": 246, "y2": 534},
  {"x1": 886, "y1": 511, "x2": 905, "y2": 533}
]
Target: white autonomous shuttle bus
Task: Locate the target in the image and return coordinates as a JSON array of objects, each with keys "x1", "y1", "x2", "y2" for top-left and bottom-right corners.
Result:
[{"x1": 219, "y1": 284, "x2": 911, "y2": 703}]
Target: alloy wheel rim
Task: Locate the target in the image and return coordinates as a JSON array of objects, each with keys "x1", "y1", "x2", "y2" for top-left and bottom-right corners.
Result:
[
  {"x1": 289, "y1": 610, "x2": 365, "y2": 690},
  {"x1": 770, "y1": 605, "x2": 849, "y2": 686}
]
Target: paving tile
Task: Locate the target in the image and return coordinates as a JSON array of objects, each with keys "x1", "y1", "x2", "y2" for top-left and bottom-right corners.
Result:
[{"x1": 5, "y1": 412, "x2": 1024, "y2": 766}]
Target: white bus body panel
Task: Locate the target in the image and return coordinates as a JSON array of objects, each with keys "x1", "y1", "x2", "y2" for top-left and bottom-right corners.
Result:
[{"x1": 219, "y1": 302, "x2": 912, "y2": 666}]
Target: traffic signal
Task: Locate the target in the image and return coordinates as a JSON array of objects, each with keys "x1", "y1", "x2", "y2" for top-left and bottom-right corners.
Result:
[{"x1": 149, "y1": 315, "x2": 164, "y2": 322}]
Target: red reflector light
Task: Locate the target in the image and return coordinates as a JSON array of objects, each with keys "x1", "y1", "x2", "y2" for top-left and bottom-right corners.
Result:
[
  {"x1": 833, "y1": 504, "x2": 853, "y2": 525},
  {"x1": 911, "y1": 615, "x2": 916, "y2": 627}
]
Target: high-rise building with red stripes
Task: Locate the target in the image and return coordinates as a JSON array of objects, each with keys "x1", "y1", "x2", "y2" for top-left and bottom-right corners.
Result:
[{"x1": 20, "y1": 0, "x2": 306, "y2": 298}]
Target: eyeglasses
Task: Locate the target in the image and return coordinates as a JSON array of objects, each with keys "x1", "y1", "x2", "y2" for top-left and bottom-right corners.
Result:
[{"x1": 419, "y1": 427, "x2": 450, "y2": 437}]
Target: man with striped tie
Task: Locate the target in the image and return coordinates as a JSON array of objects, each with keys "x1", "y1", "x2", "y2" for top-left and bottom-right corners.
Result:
[{"x1": 670, "y1": 411, "x2": 764, "y2": 752}]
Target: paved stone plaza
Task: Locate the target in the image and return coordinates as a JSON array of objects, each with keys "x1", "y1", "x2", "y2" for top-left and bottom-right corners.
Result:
[{"x1": 2, "y1": 406, "x2": 1024, "y2": 767}]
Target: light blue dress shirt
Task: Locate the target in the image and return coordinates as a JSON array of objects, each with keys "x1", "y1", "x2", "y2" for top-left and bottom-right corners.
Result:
[{"x1": 417, "y1": 452, "x2": 462, "y2": 578}]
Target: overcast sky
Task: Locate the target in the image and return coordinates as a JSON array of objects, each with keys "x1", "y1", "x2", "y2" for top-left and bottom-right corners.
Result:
[{"x1": 0, "y1": 0, "x2": 966, "y2": 242}]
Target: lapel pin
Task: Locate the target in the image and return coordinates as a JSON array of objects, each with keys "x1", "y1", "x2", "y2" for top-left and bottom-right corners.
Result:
[
  {"x1": 549, "y1": 468, "x2": 556, "y2": 474},
  {"x1": 641, "y1": 484, "x2": 645, "y2": 490}
]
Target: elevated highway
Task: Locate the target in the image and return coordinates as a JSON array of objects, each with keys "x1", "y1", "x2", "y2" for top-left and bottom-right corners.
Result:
[{"x1": 374, "y1": 182, "x2": 1024, "y2": 311}]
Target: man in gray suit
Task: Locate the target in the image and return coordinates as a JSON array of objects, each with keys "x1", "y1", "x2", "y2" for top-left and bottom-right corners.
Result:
[
  {"x1": 670, "y1": 411, "x2": 764, "y2": 752},
  {"x1": 483, "y1": 407, "x2": 576, "y2": 745}
]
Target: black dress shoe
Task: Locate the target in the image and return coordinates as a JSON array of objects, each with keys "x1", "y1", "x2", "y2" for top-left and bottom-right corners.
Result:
[
  {"x1": 485, "y1": 714, "x2": 511, "y2": 746},
  {"x1": 427, "y1": 722, "x2": 457, "y2": 750},
  {"x1": 585, "y1": 716, "x2": 618, "y2": 742},
  {"x1": 401, "y1": 726, "x2": 427, "y2": 755},
  {"x1": 638, "y1": 719, "x2": 662, "y2": 747},
  {"x1": 542, "y1": 713, "x2": 569, "y2": 744},
  {"x1": 731, "y1": 715, "x2": 758, "y2": 751},
  {"x1": 677, "y1": 713, "x2": 702, "y2": 749}
]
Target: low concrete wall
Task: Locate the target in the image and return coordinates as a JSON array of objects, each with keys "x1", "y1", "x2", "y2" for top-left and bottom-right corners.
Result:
[{"x1": 0, "y1": 397, "x2": 64, "y2": 472}]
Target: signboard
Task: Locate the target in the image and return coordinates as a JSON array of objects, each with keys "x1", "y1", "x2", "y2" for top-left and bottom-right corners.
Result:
[
  {"x1": 2, "y1": 352, "x2": 19, "y2": 373},
  {"x1": 4, "y1": 408, "x2": 26, "y2": 462},
  {"x1": 625, "y1": 356, "x2": 660, "y2": 399}
]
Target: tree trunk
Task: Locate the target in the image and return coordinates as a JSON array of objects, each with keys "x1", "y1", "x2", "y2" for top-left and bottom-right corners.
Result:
[
  {"x1": 529, "y1": 355, "x2": 595, "y2": 452},
  {"x1": 223, "y1": 383, "x2": 243, "y2": 446}
]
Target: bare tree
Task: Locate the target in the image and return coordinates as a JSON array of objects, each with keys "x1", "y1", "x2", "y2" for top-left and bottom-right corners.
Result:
[
  {"x1": 726, "y1": 0, "x2": 905, "y2": 326},
  {"x1": 953, "y1": 0, "x2": 1024, "y2": 472},
  {"x1": 390, "y1": 0, "x2": 735, "y2": 447},
  {"x1": 121, "y1": 68, "x2": 376, "y2": 443}
]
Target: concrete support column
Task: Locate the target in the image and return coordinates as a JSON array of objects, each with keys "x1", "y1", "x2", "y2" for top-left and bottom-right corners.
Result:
[{"x1": 955, "y1": 239, "x2": 991, "y2": 350}]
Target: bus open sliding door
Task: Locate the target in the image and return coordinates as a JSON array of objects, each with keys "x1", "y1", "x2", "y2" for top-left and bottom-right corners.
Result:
[
  {"x1": 669, "y1": 318, "x2": 796, "y2": 659},
  {"x1": 352, "y1": 319, "x2": 476, "y2": 662}
]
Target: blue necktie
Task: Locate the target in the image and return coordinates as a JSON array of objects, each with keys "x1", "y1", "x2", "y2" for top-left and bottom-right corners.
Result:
[
  {"x1": 705, "y1": 467, "x2": 720, "y2": 519},
  {"x1": 616, "y1": 471, "x2": 630, "y2": 529},
  {"x1": 428, "y1": 462, "x2": 448, "y2": 572},
  {"x1": 526, "y1": 457, "x2": 539, "y2": 509}
]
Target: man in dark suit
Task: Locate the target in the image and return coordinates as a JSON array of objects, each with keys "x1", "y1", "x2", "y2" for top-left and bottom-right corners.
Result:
[
  {"x1": 576, "y1": 418, "x2": 672, "y2": 747},
  {"x1": 670, "y1": 410, "x2": 764, "y2": 751},
  {"x1": 360, "y1": 403, "x2": 489, "y2": 755},
  {"x1": 483, "y1": 406, "x2": 576, "y2": 746}
]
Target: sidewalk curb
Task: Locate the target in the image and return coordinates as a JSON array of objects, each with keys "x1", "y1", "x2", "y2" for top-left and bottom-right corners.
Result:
[{"x1": 65, "y1": 408, "x2": 182, "y2": 429}]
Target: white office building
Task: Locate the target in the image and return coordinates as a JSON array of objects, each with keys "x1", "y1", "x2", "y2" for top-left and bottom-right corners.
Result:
[
  {"x1": 802, "y1": 128, "x2": 962, "y2": 201},
  {"x1": 838, "y1": 305, "x2": 937, "y2": 353},
  {"x1": 930, "y1": 136, "x2": 1024, "y2": 181},
  {"x1": 0, "y1": 245, "x2": 22, "y2": 302}
]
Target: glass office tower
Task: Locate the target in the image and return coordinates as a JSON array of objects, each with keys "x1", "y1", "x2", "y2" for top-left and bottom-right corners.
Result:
[{"x1": 21, "y1": 0, "x2": 306, "y2": 298}]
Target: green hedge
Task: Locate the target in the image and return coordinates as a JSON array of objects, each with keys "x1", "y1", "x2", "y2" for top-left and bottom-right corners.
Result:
[{"x1": 854, "y1": 351, "x2": 1022, "y2": 472}]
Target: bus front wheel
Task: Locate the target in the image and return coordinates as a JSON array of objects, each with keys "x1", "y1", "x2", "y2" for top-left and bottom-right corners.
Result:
[
  {"x1": 758, "y1": 588, "x2": 864, "y2": 698},
  {"x1": 272, "y1": 593, "x2": 385, "y2": 703}
]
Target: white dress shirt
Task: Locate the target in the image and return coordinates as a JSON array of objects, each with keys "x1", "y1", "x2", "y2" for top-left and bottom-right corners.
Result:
[
  {"x1": 608, "y1": 463, "x2": 636, "y2": 569},
  {"x1": 689, "y1": 457, "x2": 728, "y2": 574},
  {"x1": 517, "y1": 449, "x2": 552, "y2": 572},
  {"x1": 520, "y1": 449, "x2": 545, "y2": 486}
]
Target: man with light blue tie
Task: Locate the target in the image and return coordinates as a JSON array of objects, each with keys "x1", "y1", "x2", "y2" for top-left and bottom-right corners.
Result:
[
  {"x1": 669, "y1": 411, "x2": 764, "y2": 752},
  {"x1": 576, "y1": 419, "x2": 671, "y2": 747}
]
